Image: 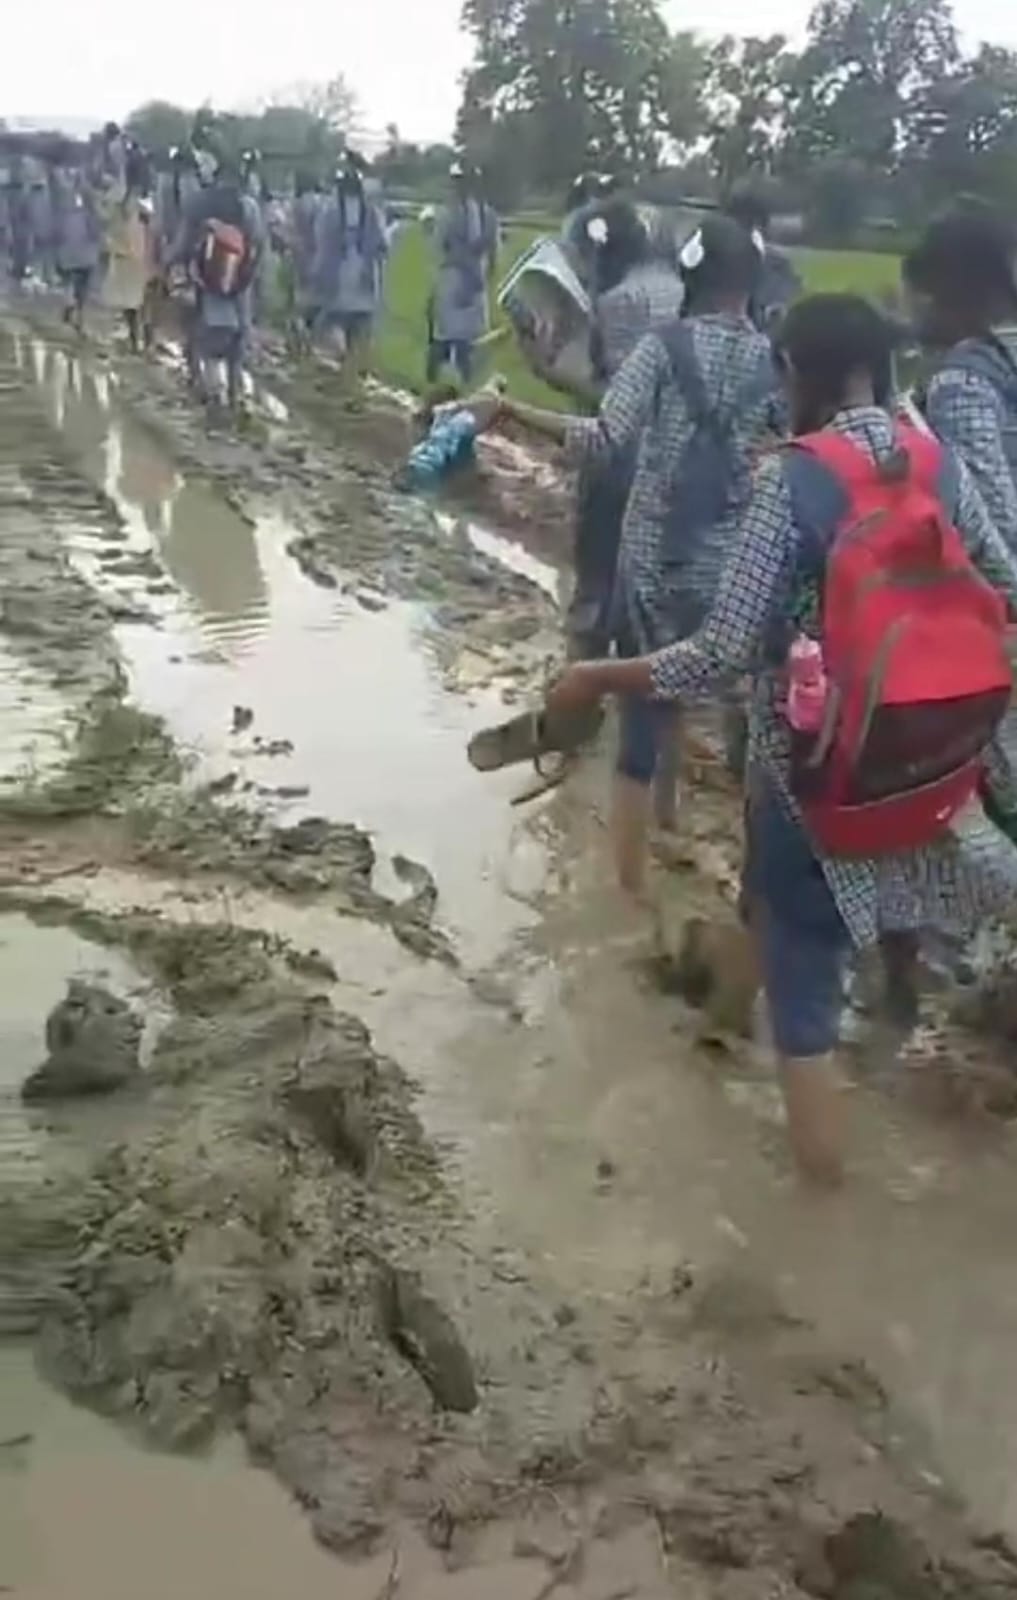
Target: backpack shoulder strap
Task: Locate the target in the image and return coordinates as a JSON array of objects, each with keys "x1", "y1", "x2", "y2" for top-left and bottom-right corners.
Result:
[
  {"x1": 782, "y1": 439, "x2": 852, "y2": 530},
  {"x1": 781, "y1": 441, "x2": 849, "y2": 582},
  {"x1": 791, "y1": 428, "x2": 873, "y2": 491},
  {"x1": 893, "y1": 420, "x2": 943, "y2": 494},
  {"x1": 733, "y1": 348, "x2": 779, "y2": 414},
  {"x1": 658, "y1": 320, "x2": 710, "y2": 424}
]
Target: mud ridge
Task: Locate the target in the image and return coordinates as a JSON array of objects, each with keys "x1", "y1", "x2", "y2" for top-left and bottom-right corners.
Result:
[{"x1": 5, "y1": 892, "x2": 1015, "y2": 1594}]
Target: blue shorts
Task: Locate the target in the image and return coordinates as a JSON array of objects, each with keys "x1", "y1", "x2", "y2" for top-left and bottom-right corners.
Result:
[
  {"x1": 616, "y1": 695, "x2": 674, "y2": 785},
  {"x1": 613, "y1": 593, "x2": 706, "y2": 786},
  {"x1": 742, "y1": 777, "x2": 850, "y2": 1058},
  {"x1": 613, "y1": 622, "x2": 682, "y2": 786}
]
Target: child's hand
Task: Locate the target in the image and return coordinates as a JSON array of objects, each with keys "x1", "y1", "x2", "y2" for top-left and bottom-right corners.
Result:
[{"x1": 462, "y1": 390, "x2": 503, "y2": 433}]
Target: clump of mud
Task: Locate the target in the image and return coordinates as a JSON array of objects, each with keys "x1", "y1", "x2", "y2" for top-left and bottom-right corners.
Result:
[
  {"x1": 653, "y1": 908, "x2": 758, "y2": 1044},
  {"x1": 6, "y1": 904, "x2": 596, "y2": 1547},
  {"x1": 23, "y1": 980, "x2": 141, "y2": 1100},
  {"x1": 0, "y1": 693, "x2": 180, "y2": 820},
  {"x1": 8, "y1": 894, "x2": 1007, "y2": 1592},
  {"x1": 124, "y1": 785, "x2": 456, "y2": 964},
  {"x1": 953, "y1": 962, "x2": 1017, "y2": 1050}
]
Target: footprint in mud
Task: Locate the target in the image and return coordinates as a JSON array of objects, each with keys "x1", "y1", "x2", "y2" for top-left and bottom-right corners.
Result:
[{"x1": 376, "y1": 1266, "x2": 478, "y2": 1415}]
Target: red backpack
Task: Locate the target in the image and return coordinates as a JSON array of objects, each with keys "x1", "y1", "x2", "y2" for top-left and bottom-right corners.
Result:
[
  {"x1": 786, "y1": 423, "x2": 1011, "y2": 858},
  {"x1": 195, "y1": 217, "x2": 252, "y2": 298}
]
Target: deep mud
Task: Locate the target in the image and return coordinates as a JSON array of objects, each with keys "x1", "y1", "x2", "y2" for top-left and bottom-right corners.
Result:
[
  {"x1": 8, "y1": 891, "x2": 1017, "y2": 1596},
  {"x1": 3, "y1": 294, "x2": 1017, "y2": 1598}
]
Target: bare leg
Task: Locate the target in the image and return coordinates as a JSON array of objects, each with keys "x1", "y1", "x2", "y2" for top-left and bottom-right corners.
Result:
[
  {"x1": 352, "y1": 324, "x2": 372, "y2": 382},
  {"x1": 185, "y1": 312, "x2": 201, "y2": 390},
  {"x1": 611, "y1": 774, "x2": 654, "y2": 902},
  {"x1": 340, "y1": 321, "x2": 371, "y2": 405},
  {"x1": 74, "y1": 270, "x2": 90, "y2": 335},
  {"x1": 140, "y1": 285, "x2": 156, "y2": 351},
  {"x1": 779, "y1": 1054, "x2": 846, "y2": 1187},
  {"x1": 652, "y1": 707, "x2": 683, "y2": 832},
  {"x1": 877, "y1": 929, "x2": 920, "y2": 1033}
]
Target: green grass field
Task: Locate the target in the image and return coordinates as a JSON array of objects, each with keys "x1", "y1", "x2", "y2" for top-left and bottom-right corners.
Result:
[
  {"x1": 375, "y1": 222, "x2": 553, "y2": 404},
  {"x1": 369, "y1": 224, "x2": 903, "y2": 406},
  {"x1": 795, "y1": 246, "x2": 901, "y2": 298}
]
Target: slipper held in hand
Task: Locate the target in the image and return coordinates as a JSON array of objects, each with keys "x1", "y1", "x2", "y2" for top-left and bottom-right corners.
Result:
[{"x1": 467, "y1": 702, "x2": 603, "y2": 773}]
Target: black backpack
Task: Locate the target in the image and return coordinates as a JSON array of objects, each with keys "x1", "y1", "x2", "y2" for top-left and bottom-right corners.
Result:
[{"x1": 658, "y1": 322, "x2": 777, "y2": 569}]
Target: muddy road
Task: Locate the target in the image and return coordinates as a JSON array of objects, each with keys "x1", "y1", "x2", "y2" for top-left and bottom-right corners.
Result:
[{"x1": 3, "y1": 298, "x2": 1017, "y2": 1599}]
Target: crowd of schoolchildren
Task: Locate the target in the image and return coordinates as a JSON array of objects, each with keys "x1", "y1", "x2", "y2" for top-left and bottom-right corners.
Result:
[
  {"x1": 480, "y1": 187, "x2": 1017, "y2": 1185},
  {"x1": 6, "y1": 124, "x2": 1017, "y2": 1185},
  {"x1": 0, "y1": 124, "x2": 501, "y2": 411}
]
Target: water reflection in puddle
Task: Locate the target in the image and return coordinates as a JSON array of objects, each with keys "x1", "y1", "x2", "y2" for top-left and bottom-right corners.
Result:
[{"x1": 16, "y1": 338, "x2": 552, "y2": 959}]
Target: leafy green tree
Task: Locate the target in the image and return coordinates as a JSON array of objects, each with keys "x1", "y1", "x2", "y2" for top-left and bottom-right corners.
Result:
[
  {"x1": 266, "y1": 75, "x2": 359, "y2": 138},
  {"x1": 902, "y1": 45, "x2": 1017, "y2": 211},
  {"x1": 805, "y1": 156, "x2": 869, "y2": 243},
  {"x1": 703, "y1": 34, "x2": 796, "y2": 187},
  {"x1": 374, "y1": 131, "x2": 457, "y2": 196},
  {"x1": 787, "y1": 0, "x2": 958, "y2": 173},
  {"x1": 125, "y1": 101, "x2": 192, "y2": 156},
  {"x1": 458, "y1": 0, "x2": 700, "y2": 197}
]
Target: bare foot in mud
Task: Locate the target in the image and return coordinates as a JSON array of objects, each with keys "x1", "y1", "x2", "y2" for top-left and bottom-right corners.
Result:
[
  {"x1": 650, "y1": 823, "x2": 687, "y2": 871},
  {"x1": 781, "y1": 1055, "x2": 848, "y2": 1187}
]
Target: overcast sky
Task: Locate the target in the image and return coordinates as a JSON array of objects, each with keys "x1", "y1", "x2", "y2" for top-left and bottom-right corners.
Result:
[{"x1": 3, "y1": 0, "x2": 1017, "y2": 146}]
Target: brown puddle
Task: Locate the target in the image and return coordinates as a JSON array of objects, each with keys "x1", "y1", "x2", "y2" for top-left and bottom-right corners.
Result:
[
  {"x1": 13, "y1": 334, "x2": 554, "y2": 959},
  {"x1": 1, "y1": 1347, "x2": 428, "y2": 1600}
]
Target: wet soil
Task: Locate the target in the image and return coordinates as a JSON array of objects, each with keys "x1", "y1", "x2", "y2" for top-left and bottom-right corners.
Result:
[{"x1": 3, "y1": 294, "x2": 1017, "y2": 1598}]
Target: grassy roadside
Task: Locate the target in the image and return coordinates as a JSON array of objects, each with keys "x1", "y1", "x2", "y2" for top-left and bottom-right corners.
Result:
[
  {"x1": 264, "y1": 222, "x2": 903, "y2": 409},
  {"x1": 375, "y1": 221, "x2": 553, "y2": 404}
]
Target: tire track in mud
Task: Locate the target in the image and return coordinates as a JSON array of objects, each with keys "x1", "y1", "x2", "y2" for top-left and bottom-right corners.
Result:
[{"x1": 2, "y1": 308, "x2": 1017, "y2": 1597}]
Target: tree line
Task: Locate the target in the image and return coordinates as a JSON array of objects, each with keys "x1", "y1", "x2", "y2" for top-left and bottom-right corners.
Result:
[
  {"x1": 456, "y1": 0, "x2": 1017, "y2": 238},
  {"x1": 122, "y1": 0, "x2": 1017, "y2": 243},
  {"x1": 123, "y1": 81, "x2": 458, "y2": 200}
]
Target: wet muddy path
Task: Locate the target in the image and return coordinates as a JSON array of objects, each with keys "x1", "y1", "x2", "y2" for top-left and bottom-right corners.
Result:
[{"x1": 4, "y1": 301, "x2": 1017, "y2": 1598}]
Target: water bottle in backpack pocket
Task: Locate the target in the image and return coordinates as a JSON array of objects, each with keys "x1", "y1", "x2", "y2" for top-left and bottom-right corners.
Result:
[
  {"x1": 784, "y1": 633, "x2": 829, "y2": 798},
  {"x1": 783, "y1": 425, "x2": 1011, "y2": 857}
]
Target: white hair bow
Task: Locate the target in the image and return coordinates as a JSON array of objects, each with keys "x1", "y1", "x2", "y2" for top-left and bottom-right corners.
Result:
[{"x1": 679, "y1": 230, "x2": 704, "y2": 270}]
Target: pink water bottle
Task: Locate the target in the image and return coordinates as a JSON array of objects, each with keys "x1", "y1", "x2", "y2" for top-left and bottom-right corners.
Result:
[{"x1": 786, "y1": 635, "x2": 828, "y2": 733}]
